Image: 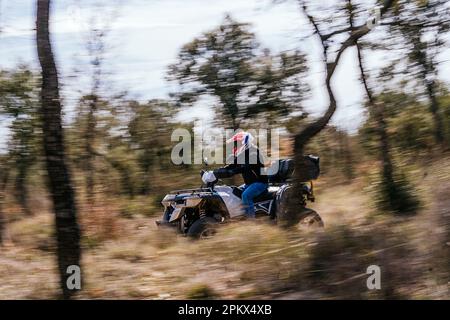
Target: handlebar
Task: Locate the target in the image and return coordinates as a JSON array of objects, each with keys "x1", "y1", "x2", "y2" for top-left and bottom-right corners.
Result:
[{"x1": 200, "y1": 170, "x2": 218, "y2": 190}]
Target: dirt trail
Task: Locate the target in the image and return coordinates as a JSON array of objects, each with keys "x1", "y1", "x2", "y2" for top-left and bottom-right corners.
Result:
[{"x1": 1, "y1": 162, "x2": 449, "y2": 299}]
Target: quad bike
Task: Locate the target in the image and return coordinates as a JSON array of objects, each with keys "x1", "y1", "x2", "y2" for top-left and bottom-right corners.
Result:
[{"x1": 156, "y1": 156, "x2": 323, "y2": 238}]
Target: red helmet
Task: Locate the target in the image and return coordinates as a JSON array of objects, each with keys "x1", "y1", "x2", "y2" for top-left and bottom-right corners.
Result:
[{"x1": 226, "y1": 131, "x2": 254, "y2": 156}]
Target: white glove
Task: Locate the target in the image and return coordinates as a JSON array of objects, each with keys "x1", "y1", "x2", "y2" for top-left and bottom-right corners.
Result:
[{"x1": 202, "y1": 171, "x2": 217, "y2": 183}]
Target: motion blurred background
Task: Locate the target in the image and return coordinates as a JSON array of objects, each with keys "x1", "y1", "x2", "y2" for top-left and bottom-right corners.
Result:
[{"x1": 0, "y1": 0, "x2": 449, "y2": 299}]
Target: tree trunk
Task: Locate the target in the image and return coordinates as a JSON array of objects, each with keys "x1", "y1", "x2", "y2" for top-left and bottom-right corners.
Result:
[
  {"x1": 107, "y1": 157, "x2": 135, "y2": 199},
  {"x1": 356, "y1": 42, "x2": 395, "y2": 188},
  {"x1": 425, "y1": 79, "x2": 445, "y2": 146},
  {"x1": 85, "y1": 96, "x2": 98, "y2": 206},
  {"x1": 412, "y1": 34, "x2": 446, "y2": 146},
  {"x1": 36, "y1": 0, "x2": 81, "y2": 299},
  {"x1": 295, "y1": 0, "x2": 394, "y2": 153},
  {"x1": 141, "y1": 165, "x2": 151, "y2": 195},
  {"x1": 373, "y1": 102, "x2": 395, "y2": 188},
  {"x1": 356, "y1": 43, "x2": 400, "y2": 211}
]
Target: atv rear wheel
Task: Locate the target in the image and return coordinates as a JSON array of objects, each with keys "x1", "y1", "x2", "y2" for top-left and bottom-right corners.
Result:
[
  {"x1": 277, "y1": 205, "x2": 324, "y2": 229},
  {"x1": 187, "y1": 216, "x2": 219, "y2": 239},
  {"x1": 297, "y1": 208, "x2": 324, "y2": 229}
]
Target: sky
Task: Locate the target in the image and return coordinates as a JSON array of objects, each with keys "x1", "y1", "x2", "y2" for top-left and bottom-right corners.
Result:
[{"x1": 1, "y1": 0, "x2": 450, "y2": 150}]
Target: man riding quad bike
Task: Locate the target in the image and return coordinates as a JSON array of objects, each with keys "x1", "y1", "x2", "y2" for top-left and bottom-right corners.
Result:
[
  {"x1": 202, "y1": 132, "x2": 268, "y2": 219},
  {"x1": 157, "y1": 132, "x2": 322, "y2": 238}
]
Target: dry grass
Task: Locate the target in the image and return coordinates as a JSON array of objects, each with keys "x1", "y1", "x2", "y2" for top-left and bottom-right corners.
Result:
[{"x1": 1, "y1": 158, "x2": 449, "y2": 299}]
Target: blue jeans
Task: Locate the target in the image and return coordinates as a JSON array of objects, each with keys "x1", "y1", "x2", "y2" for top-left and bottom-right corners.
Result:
[{"x1": 241, "y1": 182, "x2": 268, "y2": 218}]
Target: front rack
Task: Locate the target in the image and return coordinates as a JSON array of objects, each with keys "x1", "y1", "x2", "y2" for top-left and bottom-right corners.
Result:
[{"x1": 170, "y1": 187, "x2": 214, "y2": 195}]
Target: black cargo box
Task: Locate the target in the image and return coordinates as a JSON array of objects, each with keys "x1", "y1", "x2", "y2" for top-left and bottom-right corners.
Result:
[{"x1": 267, "y1": 155, "x2": 320, "y2": 183}]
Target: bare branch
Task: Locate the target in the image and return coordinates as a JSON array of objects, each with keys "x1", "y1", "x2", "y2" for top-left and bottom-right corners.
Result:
[
  {"x1": 294, "y1": 0, "x2": 395, "y2": 151},
  {"x1": 322, "y1": 26, "x2": 355, "y2": 41},
  {"x1": 356, "y1": 42, "x2": 374, "y2": 104}
]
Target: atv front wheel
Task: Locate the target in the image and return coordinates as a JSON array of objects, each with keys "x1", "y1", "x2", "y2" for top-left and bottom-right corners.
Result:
[{"x1": 187, "y1": 216, "x2": 219, "y2": 239}]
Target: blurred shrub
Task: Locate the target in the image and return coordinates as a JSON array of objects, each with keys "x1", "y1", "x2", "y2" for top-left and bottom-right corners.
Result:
[
  {"x1": 186, "y1": 284, "x2": 218, "y2": 300},
  {"x1": 119, "y1": 196, "x2": 158, "y2": 218},
  {"x1": 302, "y1": 224, "x2": 421, "y2": 299},
  {"x1": 375, "y1": 170, "x2": 420, "y2": 215},
  {"x1": 388, "y1": 104, "x2": 434, "y2": 155},
  {"x1": 80, "y1": 202, "x2": 123, "y2": 248},
  {"x1": 8, "y1": 213, "x2": 55, "y2": 251},
  {"x1": 360, "y1": 91, "x2": 437, "y2": 158},
  {"x1": 438, "y1": 94, "x2": 450, "y2": 143}
]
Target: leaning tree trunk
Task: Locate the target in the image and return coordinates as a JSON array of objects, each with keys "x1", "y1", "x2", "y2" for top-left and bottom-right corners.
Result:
[
  {"x1": 295, "y1": 0, "x2": 394, "y2": 153},
  {"x1": 281, "y1": 0, "x2": 395, "y2": 226},
  {"x1": 36, "y1": 0, "x2": 81, "y2": 299}
]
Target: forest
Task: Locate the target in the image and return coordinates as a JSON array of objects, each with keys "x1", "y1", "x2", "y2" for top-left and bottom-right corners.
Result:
[{"x1": 0, "y1": 0, "x2": 449, "y2": 299}]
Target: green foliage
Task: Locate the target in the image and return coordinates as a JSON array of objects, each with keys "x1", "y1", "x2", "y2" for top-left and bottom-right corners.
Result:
[
  {"x1": 0, "y1": 67, "x2": 41, "y2": 163},
  {"x1": 359, "y1": 91, "x2": 435, "y2": 157},
  {"x1": 388, "y1": 104, "x2": 434, "y2": 153},
  {"x1": 438, "y1": 94, "x2": 450, "y2": 142},
  {"x1": 66, "y1": 96, "x2": 188, "y2": 200},
  {"x1": 385, "y1": 0, "x2": 450, "y2": 77},
  {"x1": 245, "y1": 50, "x2": 309, "y2": 123},
  {"x1": 0, "y1": 67, "x2": 42, "y2": 215},
  {"x1": 383, "y1": 0, "x2": 450, "y2": 145},
  {"x1": 168, "y1": 15, "x2": 309, "y2": 128},
  {"x1": 69, "y1": 95, "x2": 115, "y2": 166},
  {"x1": 359, "y1": 91, "x2": 422, "y2": 214},
  {"x1": 167, "y1": 15, "x2": 256, "y2": 128},
  {"x1": 0, "y1": 67, "x2": 39, "y2": 116},
  {"x1": 127, "y1": 99, "x2": 175, "y2": 193}
]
